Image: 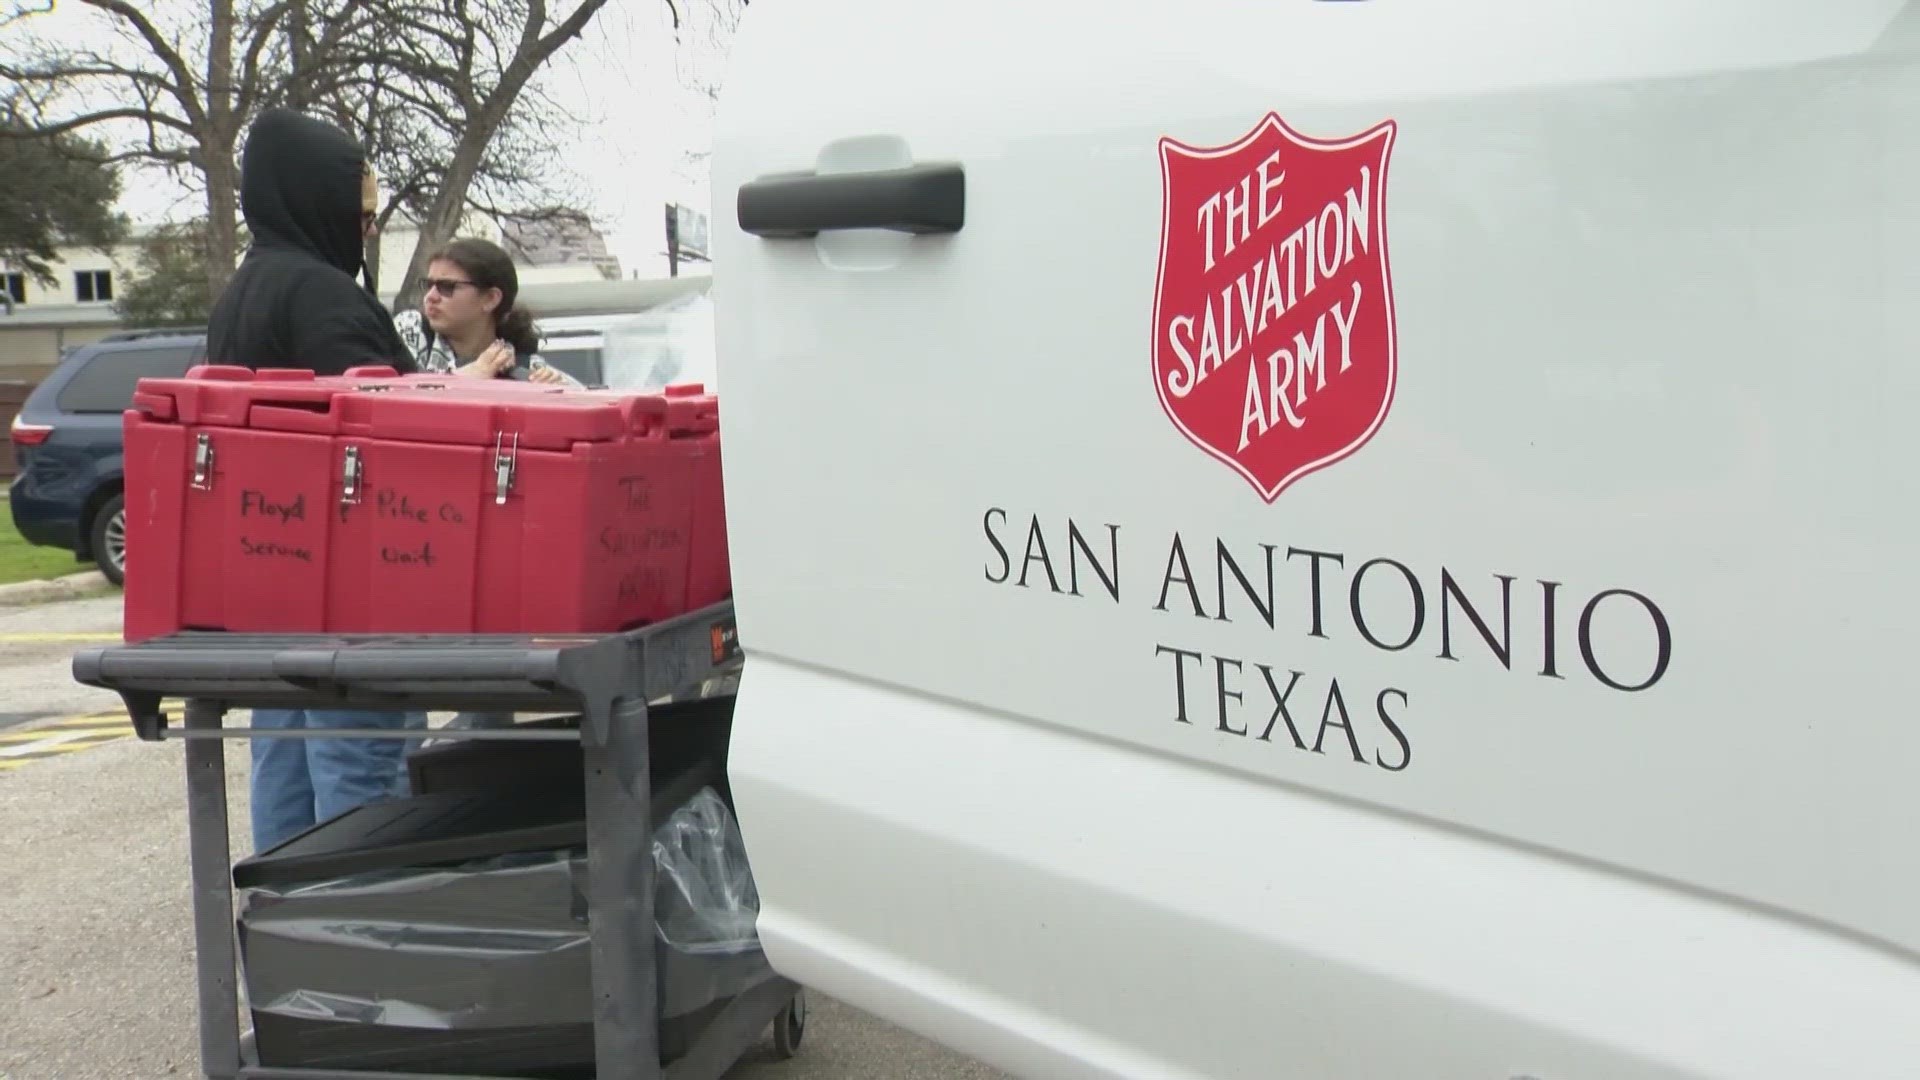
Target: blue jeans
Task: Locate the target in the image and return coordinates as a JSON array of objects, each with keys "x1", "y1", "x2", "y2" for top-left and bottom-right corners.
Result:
[{"x1": 249, "y1": 708, "x2": 430, "y2": 853}]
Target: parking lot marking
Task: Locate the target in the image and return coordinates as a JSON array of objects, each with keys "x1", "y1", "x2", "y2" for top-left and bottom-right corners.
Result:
[
  {"x1": 43, "y1": 716, "x2": 128, "y2": 729},
  {"x1": 0, "y1": 711, "x2": 121, "y2": 738},
  {"x1": 0, "y1": 708, "x2": 144, "y2": 771},
  {"x1": 0, "y1": 732, "x2": 130, "y2": 765},
  {"x1": 0, "y1": 728, "x2": 125, "y2": 754},
  {"x1": 0, "y1": 728, "x2": 90, "y2": 744},
  {"x1": 0, "y1": 632, "x2": 122, "y2": 643}
]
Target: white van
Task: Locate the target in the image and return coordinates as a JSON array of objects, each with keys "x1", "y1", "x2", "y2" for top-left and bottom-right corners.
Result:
[{"x1": 709, "y1": 3, "x2": 1920, "y2": 1077}]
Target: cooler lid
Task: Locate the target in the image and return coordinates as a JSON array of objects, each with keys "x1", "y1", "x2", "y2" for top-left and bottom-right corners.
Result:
[
  {"x1": 131, "y1": 367, "x2": 719, "y2": 449},
  {"x1": 130, "y1": 364, "x2": 374, "y2": 429}
]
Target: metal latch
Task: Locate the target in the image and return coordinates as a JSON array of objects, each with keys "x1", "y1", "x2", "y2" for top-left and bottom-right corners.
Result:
[
  {"x1": 493, "y1": 432, "x2": 519, "y2": 505},
  {"x1": 340, "y1": 445, "x2": 363, "y2": 505},
  {"x1": 190, "y1": 433, "x2": 214, "y2": 490}
]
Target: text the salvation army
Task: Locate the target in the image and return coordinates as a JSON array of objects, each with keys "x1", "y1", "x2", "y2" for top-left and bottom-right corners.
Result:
[{"x1": 1163, "y1": 154, "x2": 1377, "y2": 449}]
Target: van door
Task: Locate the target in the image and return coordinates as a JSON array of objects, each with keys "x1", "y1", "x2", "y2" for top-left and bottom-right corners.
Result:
[{"x1": 712, "y1": 2, "x2": 1920, "y2": 1077}]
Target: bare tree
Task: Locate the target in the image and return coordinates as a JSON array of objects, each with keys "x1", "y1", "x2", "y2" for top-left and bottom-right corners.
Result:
[
  {"x1": 311, "y1": 11, "x2": 597, "y2": 298},
  {"x1": 657, "y1": 0, "x2": 745, "y2": 189},
  {"x1": 2, "y1": 0, "x2": 629, "y2": 308},
  {"x1": 338, "y1": 0, "x2": 616, "y2": 312},
  {"x1": 113, "y1": 216, "x2": 249, "y2": 328},
  {"x1": 0, "y1": 0, "x2": 379, "y2": 297}
]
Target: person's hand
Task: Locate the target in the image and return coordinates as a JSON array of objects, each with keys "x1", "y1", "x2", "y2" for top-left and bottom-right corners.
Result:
[
  {"x1": 529, "y1": 364, "x2": 565, "y2": 385},
  {"x1": 457, "y1": 339, "x2": 515, "y2": 378}
]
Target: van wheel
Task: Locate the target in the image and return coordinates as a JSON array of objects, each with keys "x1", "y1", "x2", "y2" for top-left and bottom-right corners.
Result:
[
  {"x1": 771, "y1": 989, "x2": 807, "y2": 1059},
  {"x1": 90, "y1": 493, "x2": 126, "y2": 586}
]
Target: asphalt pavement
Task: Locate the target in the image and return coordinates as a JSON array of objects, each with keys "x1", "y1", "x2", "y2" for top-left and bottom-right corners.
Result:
[
  {"x1": 0, "y1": 591, "x2": 1011, "y2": 1080},
  {"x1": 0, "y1": 592, "x2": 126, "y2": 732}
]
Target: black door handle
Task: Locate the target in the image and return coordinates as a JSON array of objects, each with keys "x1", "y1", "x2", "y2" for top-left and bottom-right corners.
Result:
[{"x1": 737, "y1": 163, "x2": 965, "y2": 238}]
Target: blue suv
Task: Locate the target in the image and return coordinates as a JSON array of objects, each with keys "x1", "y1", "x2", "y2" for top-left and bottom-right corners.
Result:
[{"x1": 9, "y1": 331, "x2": 207, "y2": 585}]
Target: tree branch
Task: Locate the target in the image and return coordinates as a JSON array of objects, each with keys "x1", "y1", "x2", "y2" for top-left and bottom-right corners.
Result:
[
  {"x1": 533, "y1": 0, "x2": 608, "y2": 60},
  {"x1": 0, "y1": 106, "x2": 197, "y2": 140},
  {"x1": 77, "y1": 0, "x2": 209, "y2": 127},
  {"x1": 92, "y1": 146, "x2": 197, "y2": 168},
  {"x1": 459, "y1": 0, "x2": 483, "y2": 113},
  {"x1": 0, "y1": 58, "x2": 176, "y2": 94},
  {"x1": 0, "y1": 0, "x2": 54, "y2": 27},
  {"x1": 234, "y1": 1, "x2": 294, "y2": 117},
  {"x1": 326, "y1": 73, "x2": 469, "y2": 133}
]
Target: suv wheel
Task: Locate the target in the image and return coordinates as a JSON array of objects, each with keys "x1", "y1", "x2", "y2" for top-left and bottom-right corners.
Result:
[{"x1": 90, "y1": 493, "x2": 126, "y2": 586}]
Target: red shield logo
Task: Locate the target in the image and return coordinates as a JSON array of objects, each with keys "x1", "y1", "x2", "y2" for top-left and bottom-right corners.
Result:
[{"x1": 1152, "y1": 113, "x2": 1398, "y2": 502}]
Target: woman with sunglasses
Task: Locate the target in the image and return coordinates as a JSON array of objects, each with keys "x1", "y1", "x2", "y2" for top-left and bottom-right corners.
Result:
[{"x1": 392, "y1": 237, "x2": 583, "y2": 387}]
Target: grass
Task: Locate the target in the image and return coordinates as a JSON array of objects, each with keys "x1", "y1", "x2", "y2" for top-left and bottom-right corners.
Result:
[{"x1": 0, "y1": 522, "x2": 92, "y2": 586}]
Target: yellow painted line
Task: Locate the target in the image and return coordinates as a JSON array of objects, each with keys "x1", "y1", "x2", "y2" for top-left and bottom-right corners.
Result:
[
  {"x1": 46, "y1": 708, "x2": 119, "y2": 718},
  {"x1": 49, "y1": 718, "x2": 129, "y2": 734},
  {"x1": 0, "y1": 705, "x2": 151, "y2": 772},
  {"x1": 0, "y1": 632, "x2": 123, "y2": 643},
  {"x1": 0, "y1": 732, "x2": 133, "y2": 767},
  {"x1": 0, "y1": 728, "x2": 102, "y2": 744},
  {"x1": 0, "y1": 738, "x2": 130, "y2": 761},
  {"x1": 0, "y1": 712, "x2": 138, "y2": 741},
  {"x1": 38, "y1": 712, "x2": 134, "y2": 727},
  {"x1": 19, "y1": 701, "x2": 181, "y2": 724},
  {"x1": 3, "y1": 730, "x2": 99, "y2": 756},
  {"x1": 2, "y1": 729, "x2": 126, "y2": 752}
]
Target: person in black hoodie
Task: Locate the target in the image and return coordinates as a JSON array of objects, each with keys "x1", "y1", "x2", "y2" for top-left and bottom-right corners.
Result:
[
  {"x1": 206, "y1": 107, "x2": 416, "y2": 375},
  {"x1": 207, "y1": 108, "x2": 426, "y2": 852}
]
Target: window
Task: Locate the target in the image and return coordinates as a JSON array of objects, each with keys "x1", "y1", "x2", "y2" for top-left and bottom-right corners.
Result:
[
  {"x1": 2, "y1": 273, "x2": 23, "y2": 305},
  {"x1": 74, "y1": 269, "x2": 113, "y2": 303},
  {"x1": 56, "y1": 344, "x2": 199, "y2": 413},
  {"x1": 541, "y1": 346, "x2": 603, "y2": 388}
]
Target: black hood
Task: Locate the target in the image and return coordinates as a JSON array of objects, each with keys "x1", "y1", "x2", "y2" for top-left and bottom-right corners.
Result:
[{"x1": 238, "y1": 108, "x2": 366, "y2": 276}]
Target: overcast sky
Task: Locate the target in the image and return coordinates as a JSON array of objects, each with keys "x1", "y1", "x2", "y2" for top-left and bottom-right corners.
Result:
[{"x1": 18, "y1": 0, "x2": 732, "y2": 279}]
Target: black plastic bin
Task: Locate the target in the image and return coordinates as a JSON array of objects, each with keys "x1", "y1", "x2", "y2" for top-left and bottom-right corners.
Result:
[{"x1": 233, "y1": 706, "x2": 771, "y2": 1078}]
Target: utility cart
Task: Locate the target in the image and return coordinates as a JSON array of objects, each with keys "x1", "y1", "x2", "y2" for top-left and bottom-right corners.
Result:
[{"x1": 72, "y1": 601, "x2": 807, "y2": 1080}]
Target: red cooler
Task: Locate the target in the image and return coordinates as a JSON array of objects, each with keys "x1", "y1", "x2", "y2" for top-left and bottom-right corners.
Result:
[{"x1": 122, "y1": 366, "x2": 728, "y2": 643}]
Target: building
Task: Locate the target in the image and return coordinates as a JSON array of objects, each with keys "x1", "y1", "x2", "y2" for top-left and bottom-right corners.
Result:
[
  {"x1": 0, "y1": 242, "x2": 128, "y2": 314},
  {"x1": 369, "y1": 208, "x2": 620, "y2": 302},
  {"x1": 0, "y1": 227, "x2": 145, "y2": 378},
  {"x1": 368, "y1": 206, "x2": 496, "y2": 301},
  {"x1": 500, "y1": 214, "x2": 624, "y2": 283}
]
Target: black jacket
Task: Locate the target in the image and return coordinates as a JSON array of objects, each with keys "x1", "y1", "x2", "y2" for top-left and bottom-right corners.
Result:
[{"x1": 205, "y1": 109, "x2": 415, "y2": 376}]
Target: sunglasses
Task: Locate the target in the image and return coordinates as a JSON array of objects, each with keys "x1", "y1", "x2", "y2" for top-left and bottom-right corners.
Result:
[{"x1": 423, "y1": 277, "x2": 479, "y2": 297}]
